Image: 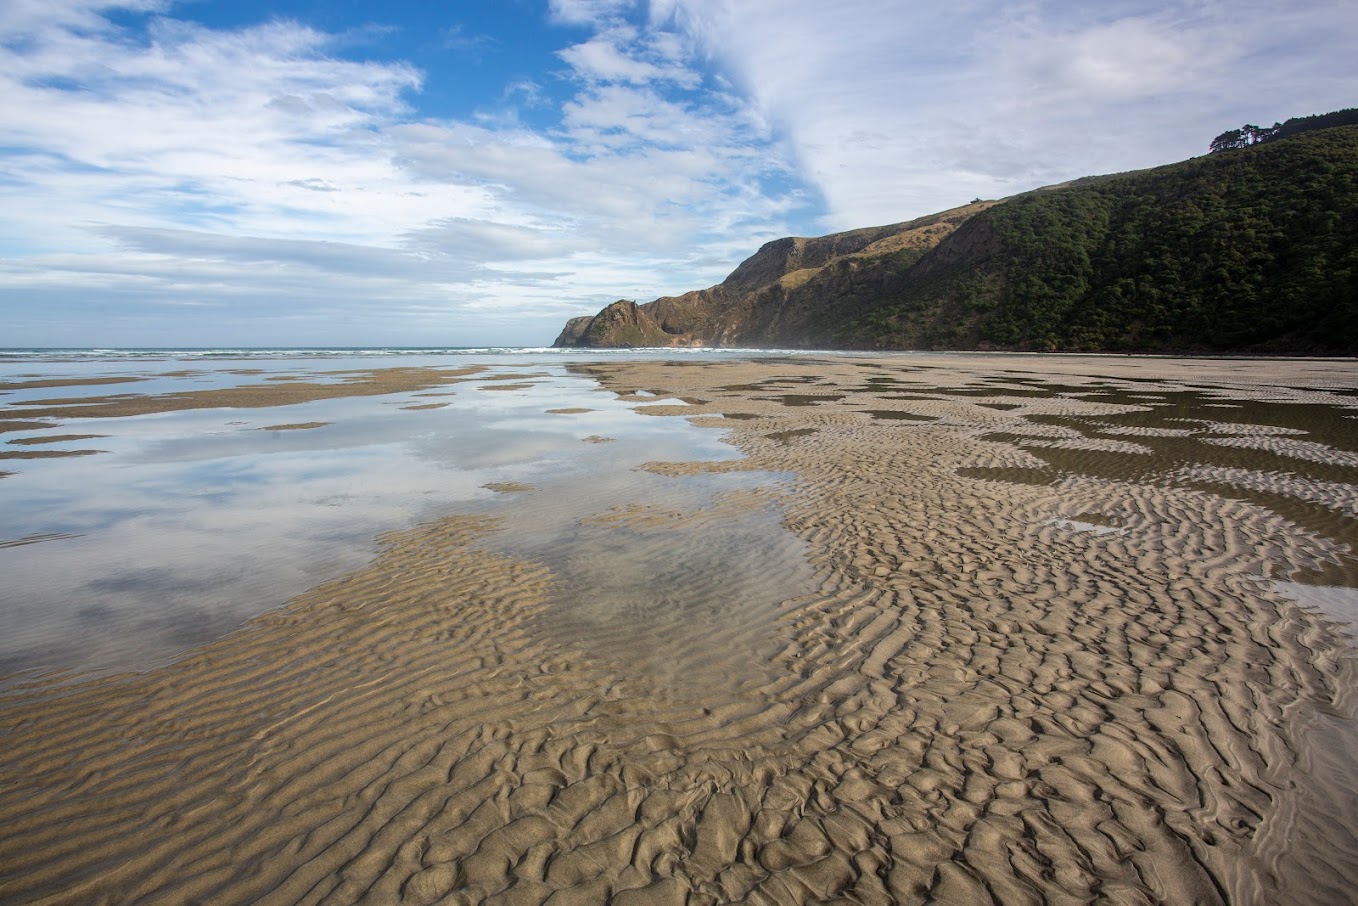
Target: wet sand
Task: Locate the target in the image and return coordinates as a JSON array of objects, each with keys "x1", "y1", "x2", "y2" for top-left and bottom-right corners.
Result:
[
  {"x1": 2, "y1": 354, "x2": 1358, "y2": 904},
  {"x1": 0, "y1": 365, "x2": 485, "y2": 422}
]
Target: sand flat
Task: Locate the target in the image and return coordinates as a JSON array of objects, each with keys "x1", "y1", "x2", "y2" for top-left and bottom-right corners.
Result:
[
  {"x1": 1, "y1": 354, "x2": 1356, "y2": 904},
  {"x1": 5, "y1": 364, "x2": 486, "y2": 420}
]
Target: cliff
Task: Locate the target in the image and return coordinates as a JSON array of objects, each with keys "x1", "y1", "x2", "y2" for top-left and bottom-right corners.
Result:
[
  {"x1": 555, "y1": 202, "x2": 993, "y2": 348},
  {"x1": 555, "y1": 117, "x2": 1358, "y2": 355}
]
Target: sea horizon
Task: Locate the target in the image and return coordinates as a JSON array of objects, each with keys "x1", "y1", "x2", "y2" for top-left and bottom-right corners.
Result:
[{"x1": 6, "y1": 346, "x2": 1357, "y2": 367}]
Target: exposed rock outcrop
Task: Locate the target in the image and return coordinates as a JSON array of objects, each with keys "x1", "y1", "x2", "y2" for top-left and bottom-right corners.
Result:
[
  {"x1": 553, "y1": 316, "x2": 595, "y2": 348},
  {"x1": 554, "y1": 202, "x2": 992, "y2": 348},
  {"x1": 567, "y1": 300, "x2": 680, "y2": 348}
]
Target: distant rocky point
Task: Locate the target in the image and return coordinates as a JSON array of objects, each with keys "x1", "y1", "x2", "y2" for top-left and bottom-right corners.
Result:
[{"x1": 556, "y1": 110, "x2": 1358, "y2": 355}]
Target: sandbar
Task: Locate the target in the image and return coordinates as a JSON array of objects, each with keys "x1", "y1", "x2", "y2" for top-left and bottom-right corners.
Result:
[{"x1": 3, "y1": 365, "x2": 485, "y2": 422}]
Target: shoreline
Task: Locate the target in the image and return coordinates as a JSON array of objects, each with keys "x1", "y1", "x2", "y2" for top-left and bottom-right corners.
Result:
[{"x1": 2, "y1": 354, "x2": 1356, "y2": 903}]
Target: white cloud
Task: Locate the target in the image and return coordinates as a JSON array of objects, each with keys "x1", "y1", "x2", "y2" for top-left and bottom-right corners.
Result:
[
  {"x1": 557, "y1": 25, "x2": 700, "y2": 86},
  {"x1": 0, "y1": 13, "x2": 453, "y2": 249},
  {"x1": 15, "y1": 1, "x2": 1347, "y2": 346},
  {"x1": 996, "y1": 16, "x2": 1204, "y2": 103},
  {"x1": 388, "y1": 113, "x2": 796, "y2": 258},
  {"x1": 0, "y1": 1, "x2": 808, "y2": 345},
  {"x1": 503, "y1": 79, "x2": 548, "y2": 107},
  {"x1": 548, "y1": 0, "x2": 636, "y2": 27},
  {"x1": 664, "y1": 0, "x2": 1358, "y2": 228},
  {"x1": 404, "y1": 219, "x2": 588, "y2": 263},
  {"x1": 0, "y1": 0, "x2": 167, "y2": 33}
]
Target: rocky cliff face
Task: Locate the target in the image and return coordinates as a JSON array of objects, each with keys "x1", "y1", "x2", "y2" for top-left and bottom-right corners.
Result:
[
  {"x1": 552, "y1": 316, "x2": 596, "y2": 348},
  {"x1": 566, "y1": 300, "x2": 681, "y2": 348},
  {"x1": 554, "y1": 202, "x2": 992, "y2": 348}
]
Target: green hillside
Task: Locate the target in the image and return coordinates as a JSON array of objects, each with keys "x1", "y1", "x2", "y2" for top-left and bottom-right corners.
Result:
[
  {"x1": 846, "y1": 124, "x2": 1358, "y2": 353},
  {"x1": 556, "y1": 116, "x2": 1358, "y2": 355}
]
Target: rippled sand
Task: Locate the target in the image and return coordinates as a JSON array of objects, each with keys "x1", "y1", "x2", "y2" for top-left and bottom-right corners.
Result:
[{"x1": 2, "y1": 354, "x2": 1357, "y2": 905}]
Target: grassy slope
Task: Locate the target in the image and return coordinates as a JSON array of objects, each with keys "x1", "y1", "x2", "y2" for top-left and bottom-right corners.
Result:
[{"x1": 702, "y1": 202, "x2": 995, "y2": 347}]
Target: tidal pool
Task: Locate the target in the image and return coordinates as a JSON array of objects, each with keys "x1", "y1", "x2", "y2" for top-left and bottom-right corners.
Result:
[{"x1": 0, "y1": 355, "x2": 814, "y2": 679}]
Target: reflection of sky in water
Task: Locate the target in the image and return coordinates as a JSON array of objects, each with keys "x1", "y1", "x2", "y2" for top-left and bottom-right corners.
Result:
[
  {"x1": 0, "y1": 366, "x2": 310, "y2": 407},
  {"x1": 0, "y1": 359, "x2": 771, "y2": 678},
  {"x1": 1270, "y1": 581, "x2": 1358, "y2": 629},
  {"x1": 510, "y1": 495, "x2": 813, "y2": 697}
]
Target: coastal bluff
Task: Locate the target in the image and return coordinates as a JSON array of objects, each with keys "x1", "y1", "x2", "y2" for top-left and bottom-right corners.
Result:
[
  {"x1": 556, "y1": 119, "x2": 1358, "y2": 355},
  {"x1": 553, "y1": 201, "x2": 993, "y2": 350}
]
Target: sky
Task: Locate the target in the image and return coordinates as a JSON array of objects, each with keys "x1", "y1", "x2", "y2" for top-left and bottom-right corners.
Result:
[{"x1": 2, "y1": 0, "x2": 1355, "y2": 347}]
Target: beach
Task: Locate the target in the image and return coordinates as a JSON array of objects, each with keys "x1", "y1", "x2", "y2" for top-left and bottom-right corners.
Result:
[{"x1": 2, "y1": 352, "x2": 1356, "y2": 904}]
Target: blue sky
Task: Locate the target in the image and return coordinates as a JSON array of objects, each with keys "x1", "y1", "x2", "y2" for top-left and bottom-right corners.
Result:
[{"x1": 2, "y1": 0, "x2": 1356, "y2": 347}]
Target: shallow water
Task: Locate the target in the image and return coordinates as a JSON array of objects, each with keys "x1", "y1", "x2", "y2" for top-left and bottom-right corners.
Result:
[
  {"x1": 6, "y1": 353, "x2": 1357, "y2": 679},
  {"x1": 0, "y1": 355, "x2": 814, "y2": 678}
]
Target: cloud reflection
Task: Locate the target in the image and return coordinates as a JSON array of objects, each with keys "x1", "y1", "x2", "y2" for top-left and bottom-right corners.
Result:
[{"x1": 0, "y1": 359, "x2": 754, "y2": 677}]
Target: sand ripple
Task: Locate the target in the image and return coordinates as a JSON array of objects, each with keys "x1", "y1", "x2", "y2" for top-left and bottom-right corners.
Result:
[
  {"x1": 1170, "y1": 466, "x2": 1358, "y2": 519},
  {"x1": 1203, "y1": 436, "x2": 1358, "y2": 468},
  {"x1": 2, "y1": 355, "x2": 1356, "y2": 905}
]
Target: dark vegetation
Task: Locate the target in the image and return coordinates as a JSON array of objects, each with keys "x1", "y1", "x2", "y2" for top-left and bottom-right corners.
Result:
[
  {"x1": 1209, "y1": 108, "x2": 1358, "y2": 153},
  {"x1": 846, "y1": 123, "x2": 1358, "y2": 353}
]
